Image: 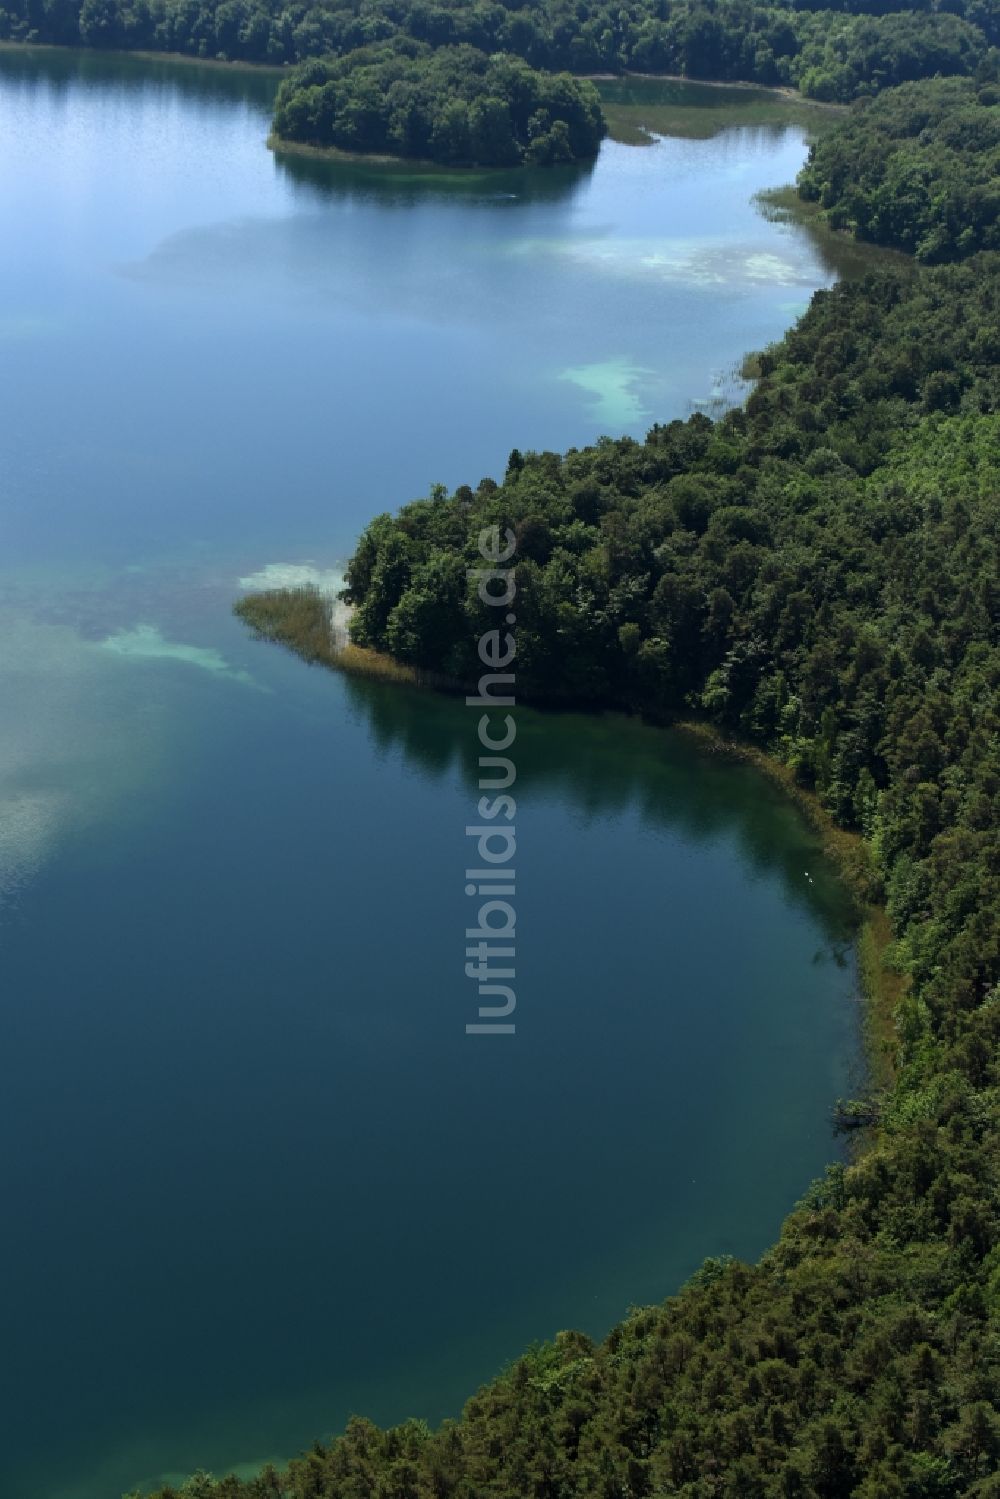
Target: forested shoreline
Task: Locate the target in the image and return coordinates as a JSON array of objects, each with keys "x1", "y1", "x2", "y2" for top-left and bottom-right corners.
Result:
[
  {"x1": 799, "y1": 73, "x2": 1000, "y2": 259},
  {"x1": 1, "y1": 0, "x2": 997, "y2": 101},
  {"x1": 8, "y1": 0, "x2": 1000, "y2": 166},
  {"x1": 190, "y1": 78, "x2": 1000, "y2": 1498}
]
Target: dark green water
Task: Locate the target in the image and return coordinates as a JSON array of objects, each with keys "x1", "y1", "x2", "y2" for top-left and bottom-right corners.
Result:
[{"x1": 0, "y1": 48, "x2": 863, "y2": 1499}]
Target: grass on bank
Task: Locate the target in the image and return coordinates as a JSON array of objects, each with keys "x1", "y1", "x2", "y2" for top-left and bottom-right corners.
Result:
[
  {"x1": 235, "y1": 587, "x2": 439, "y2": 688},
  {"x1": 596, "y1": 74, "x2": 841, "y2": 144}
]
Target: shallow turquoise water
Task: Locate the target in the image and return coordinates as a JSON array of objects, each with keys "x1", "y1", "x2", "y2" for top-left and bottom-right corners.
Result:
[{"x1": 0, "y1": 49, "x2": 861, "y2": 1499}]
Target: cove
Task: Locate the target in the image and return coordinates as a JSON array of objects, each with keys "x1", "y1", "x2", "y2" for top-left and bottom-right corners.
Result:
[{"x1": 0, "y1": 49, "x2": 865, "y2": 1499}]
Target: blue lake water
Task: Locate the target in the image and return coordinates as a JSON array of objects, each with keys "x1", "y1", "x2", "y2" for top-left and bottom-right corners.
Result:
[{"x1": 0, "y1": 48, "x2": 862, "y2": 1498}]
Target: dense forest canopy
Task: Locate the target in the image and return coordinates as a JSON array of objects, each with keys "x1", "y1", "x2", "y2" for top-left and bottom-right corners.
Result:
[
  {"x1": 0, "y1": 0, "x2": 997, "y2": 102},
  {"x1": 271, "y1": 41, "x2": 604, "y2": 162},
  {"x1": 199, "y1": 86, "x2": 1000, "y2": 1497},
  {"x1": 799, "y1": 73, "x2": 1000, "y2": 258}
]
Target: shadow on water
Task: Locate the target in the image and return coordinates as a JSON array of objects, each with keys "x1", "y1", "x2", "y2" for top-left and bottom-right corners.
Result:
[
  {"x1": 0, "y1": 42, "x2": 280, "y2": 108},
  {"x1": 338, "y1": 670, "x2": 860, "y2": 947},
  {"x1": 596, "y1": 75, "x2": 841, "y2": 143},
  {"x1": 757, "y1": 184, "x2": 917, "y2": 284},
  {"x1": 270, "y1": 142, "x2": 597, "y2": 208}
]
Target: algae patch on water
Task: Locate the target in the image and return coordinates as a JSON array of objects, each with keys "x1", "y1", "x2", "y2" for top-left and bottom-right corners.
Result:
[
  {"x1": 513, "y1": 235, "x2": 816, "y2": 291},
  {"x1": 0, "y1": 610, "x2": 164, "y2": 906},
  {"x1": 237, "y1": 562, "x2": 344, "y2": 595},
  {"x1": 558, "y1": 356, "x2": 654, "y2": 426},
  {"x1": 101, "y1": 623, "x2": 257, "y2": 686}
]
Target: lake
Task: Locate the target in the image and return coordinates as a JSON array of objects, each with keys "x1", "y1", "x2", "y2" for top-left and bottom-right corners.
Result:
[{"x1": 0, "y1": 48, "x2": 862, "y2": 1499}]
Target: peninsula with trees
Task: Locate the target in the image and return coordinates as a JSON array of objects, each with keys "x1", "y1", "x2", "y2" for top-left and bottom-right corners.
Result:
[
  {"x1": 203, "y1": 72, "x2": 1000, "y2": 1499},
  {"x1": 270, "y1": 42, "x2": 605, "y2": 164}
]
